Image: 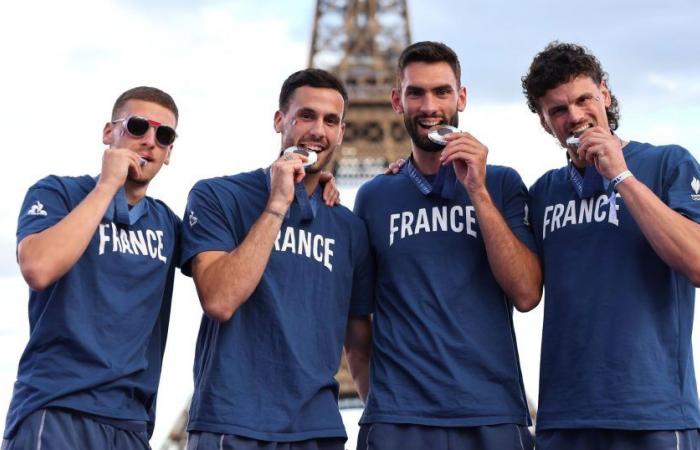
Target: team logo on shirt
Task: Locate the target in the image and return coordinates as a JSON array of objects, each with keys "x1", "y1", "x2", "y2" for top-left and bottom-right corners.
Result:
[
  {"x1": 189, "y1": 210, "x2": 198, "y2": 227},
  {"x1": 26, "y1": 201, "x2": 47, "y2": 216},
  {"x1": 691, "y1": 177, "x2": 700, "y2": 201}
]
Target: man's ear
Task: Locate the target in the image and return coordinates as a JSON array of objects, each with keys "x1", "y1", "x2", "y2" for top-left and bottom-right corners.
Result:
[
  {"x1": 273, "y1": 110, "x2": 283, "y2": 133},
  {"x1": 600, "y1": 81, "x2": 612, "y2": 108},
  {"x1": 539, "y1": 114, "x2": 553, "y2": 135},
  {"x1": 102, "y1": 122, "x2": 114, "y2": 145},
  {"x1": 457, "y1": 86, "x2": 467, "y2": 112},
  {"x1": 391, "y1": 88, "x2": 403, "y2": 114}
]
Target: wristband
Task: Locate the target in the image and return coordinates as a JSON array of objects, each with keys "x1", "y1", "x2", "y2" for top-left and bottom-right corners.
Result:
[
  {"x1": 611, "y1": 170, "x2": 633, "y2": 190},
  {"x1": 264, "y1": 208, "x2": 285, "y2": 221}
]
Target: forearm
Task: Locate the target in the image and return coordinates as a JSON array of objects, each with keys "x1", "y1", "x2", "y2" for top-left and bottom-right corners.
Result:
[
  {"x1": 18, "y1": 183, "x2": 118, "y2": 290},
  {"x1": 344, "y1": 316, "x2": 372, "y2": 404},
  {"x1": 470, "y1": 188, "x2": 542, "y2": 311},
  {"x1": 617, "y1": 177, "x2": 700, "y2": 284},
  {"x1": 194, "y1": 207, "x2": 286, "y2": 321}
]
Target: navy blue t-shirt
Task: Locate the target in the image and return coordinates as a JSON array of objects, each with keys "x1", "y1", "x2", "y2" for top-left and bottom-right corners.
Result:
[
  {"x1": 180, "y1": 169, "x2": 374, "y2": 442},
  {"x1": 355, "y1": 160, "x2": 535, "y2": 427},
  {"x1": 529, "y1": 141, "x2": 700, "y2": 430},
  {"x1": 4, "y1": 175, "x2": 180, "y2": 439}
]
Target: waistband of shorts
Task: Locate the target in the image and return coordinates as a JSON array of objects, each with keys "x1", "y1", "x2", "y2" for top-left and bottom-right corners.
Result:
[{"x1": 50, "y1": 407, "x2": 148, "y2": 433}]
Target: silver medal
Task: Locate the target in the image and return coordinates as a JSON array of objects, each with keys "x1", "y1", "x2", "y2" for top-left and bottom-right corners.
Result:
[
  {"x1": 283, "y1": 146, "x2": 318, "y2": 168},
  {"x1": 427, "y1": 125, "x2": 459, "y2": 146}
]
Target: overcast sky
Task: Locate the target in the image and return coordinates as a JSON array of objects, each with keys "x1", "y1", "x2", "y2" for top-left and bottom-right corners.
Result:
[{"x1": 1, "y1": 0, "x2": 699, "y2": 446}]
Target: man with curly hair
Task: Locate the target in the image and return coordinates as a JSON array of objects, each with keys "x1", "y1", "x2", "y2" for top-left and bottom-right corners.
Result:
[{"x1": 523, "y1": 41, "x2": 700, "y2": 450}]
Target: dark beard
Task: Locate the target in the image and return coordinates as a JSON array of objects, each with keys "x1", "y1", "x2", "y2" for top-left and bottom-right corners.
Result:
[{"x1": 404, "y1": 112, "x2": 460, "y2": 152}]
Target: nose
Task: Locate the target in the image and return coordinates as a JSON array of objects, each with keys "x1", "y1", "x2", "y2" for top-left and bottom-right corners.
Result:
[
  {"x1": 140, "y1": 126, "x2": 157, "y2": 148},
  {"x1": 308, "y1": 117, "x2": 324, "y2": 138},
  {"x1": 568, "y1": 104, "x2": 586, "y2": 125},
  {"x1": 419, "y1": 93, "x2": 438, "y2": 114}
]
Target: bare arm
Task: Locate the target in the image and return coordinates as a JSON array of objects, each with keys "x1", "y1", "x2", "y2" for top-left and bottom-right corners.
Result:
[
  {"x1": 18, "y1": 148, "x2": 142, "y2": 290},
  {"x1": 580, "y1": 128, "x2": 700, "y2": 285},
  {"x1": 344, "y1": 315, "x2": 372, "y2": 404},
  {"x1": 441, "y1": 132, "x2": 542, "y2": 311},
  {"x1": 191, "y1": 154, "x2": 305, "y2": 322},
  {"x1": 470, "y1": 188, "x2": 543, "y2": 311},
  {"x1": 616, "y1": 177, "x2": 700, "y2": 285}
]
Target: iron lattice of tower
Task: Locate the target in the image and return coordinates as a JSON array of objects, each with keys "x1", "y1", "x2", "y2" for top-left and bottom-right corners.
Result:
[{"x1": 309, "y1": 0, "x2": 412, "y2": 183}]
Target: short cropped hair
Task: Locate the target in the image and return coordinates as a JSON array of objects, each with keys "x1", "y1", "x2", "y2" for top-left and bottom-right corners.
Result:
[
  {"x1": 111, "y1": 86, "x2": 179, "y2": 123},
  {"x1": 278, "y1": 69, "x2": 348, "y2": 118},
  {"x1": 397, "y1": 41, "x2": 461, "y2": 86}
]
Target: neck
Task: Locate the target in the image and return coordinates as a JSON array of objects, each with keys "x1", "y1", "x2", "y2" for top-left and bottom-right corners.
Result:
[
  {"x1": 303, "y1": 172, "x2": 321, "y2": 197},
  {"x1": 411, "y1": 146, "x2": 442, "y2": 175},
  {"x1": 124, "y1": 180, "x2": 148, "y2": 205}
]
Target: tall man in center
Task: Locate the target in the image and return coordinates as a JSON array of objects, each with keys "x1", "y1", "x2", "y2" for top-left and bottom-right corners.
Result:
[
  {"x1": 349, "y1": 41, "x2": 542, "y2": 450},
  {"x1": 180, "y1": 69, "x2": 374, "y2": 450}
]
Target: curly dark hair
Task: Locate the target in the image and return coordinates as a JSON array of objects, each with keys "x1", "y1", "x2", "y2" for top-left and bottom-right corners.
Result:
[{"x1": 522, "y1": 41, "x2": 620, "y2": 130}]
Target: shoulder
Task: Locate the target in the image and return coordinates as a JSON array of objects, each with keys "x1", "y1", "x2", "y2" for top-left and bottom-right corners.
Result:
[
  {"x1": 631, "y1": 141, "x2": 696, "y2": 164},
  {"x1": 190, "y1": 169, "x2": 266, "y2": 199},
  {"x1": 25, "y1": 175, "x2": 95, "y2": 208},
  {"x1": 30, "y1": 174, "x2": 95, "y2": 194},
  {"x1": 484, "y1": 164, "x2": 528, "y2": 196},
  {"x1": 530, "y1": 166, "x2": 567, "y2": 194},
  {"x1": 486, "y1": 164, "x2": 524, "y2": 183},
  {"x1": 148, "y1": 197, "x2": 182, "y2": 227},
  {"x1": 327, "y1": 202, "x2": 366, "y2": 228},
  {"x1": 356, "y1": 173, "x2": 404, "y2": 201}
]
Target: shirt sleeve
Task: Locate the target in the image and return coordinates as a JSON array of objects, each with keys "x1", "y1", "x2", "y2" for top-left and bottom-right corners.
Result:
[
  {"x1": 527, "y1": 182, "x2": 545, "y2": 256},
  {"x1": 348, "y1": 218, "x2": 375, "y2": 316},
  {"x1": 350, "y1": 185, "x2": 375, "y2": 315},
  {"x1": 498, "y1": 167, "x2": 537, "y2": 253},
  {"x1": 17, "y1": 179, "x2": 71, "y2": 244},
  {"x1": 665, "y1": 147, "x2": 700, "y2": 223},
  {"x1": 180, "y1": 180, "x2": 240, "y2": 276}
]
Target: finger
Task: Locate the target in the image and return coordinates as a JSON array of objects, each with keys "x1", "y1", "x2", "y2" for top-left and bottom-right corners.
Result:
[
  {"x1": 127, "y1": 156, "x2": 143, "y2": 179},
  {"x1": 283, "y1": 152, "x2": 309, "y2": 165},
  {"x1": 440, "y1": 144, "x2": 483, "y2": 163},
  {"x1": 293, "y1": 163, "x2": 306, "y2": 184},
  {"x1": 441, "y1": 149, "x2": 476, "y2": 165},
  {"x1": 322, "y1": 183, "x2": 338, "y2": 206},
  {"x1": 325, "y1": 190, "x2": 340, "y2": 207}
]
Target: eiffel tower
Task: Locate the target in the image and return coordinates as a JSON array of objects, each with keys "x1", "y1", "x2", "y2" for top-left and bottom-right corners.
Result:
[
  {"x1": 308, "y1": 0, "x2": 411, "y2": 400},
  {"x1": 309, "y1": 0, "x2": 412, "y2": 183},
  {"x1": 159, "y1": 2, "x2": 411, "y2": 447}
]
